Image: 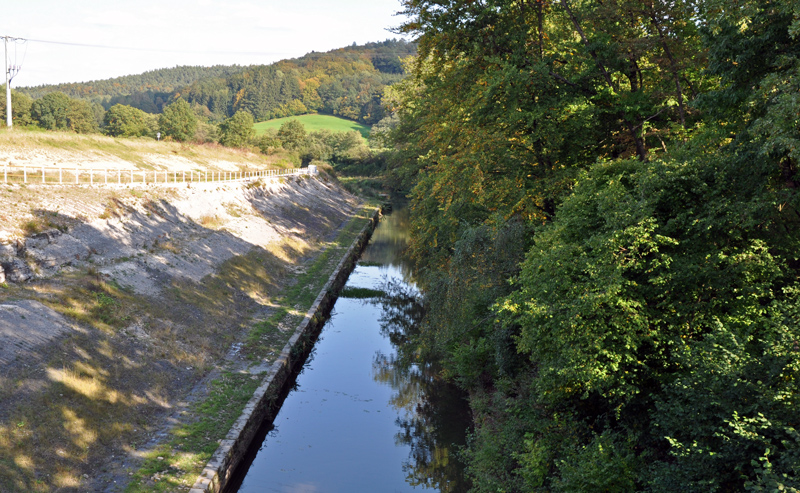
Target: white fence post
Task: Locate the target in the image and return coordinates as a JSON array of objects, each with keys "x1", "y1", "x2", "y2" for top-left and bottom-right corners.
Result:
[
  {"x1": 90, "y1": 169, "x2": 93, "y2": 185},
  {"x1": 59, "y1": 168, "x2": 62, "y2": 184},
  {"x1": 41, "y1": 167, "x2": 45, "y2": 184},
  {"x1": 104, "y1": 169, "x2": 108, "y2": 184},
  {"x1": 75, "y1": 168, "x2": 79, "y2": 184},
  {"x1": 118, "y1": 169, "x2": 121, "y2": 185}
]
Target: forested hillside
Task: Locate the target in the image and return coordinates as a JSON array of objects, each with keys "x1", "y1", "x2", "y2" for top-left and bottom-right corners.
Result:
[
  {"x1": 19, "y1": 65, "x2": 247, "y2": 113},
  {"x1": 388, "y1": 0, "x2": 800, "y2": 491},
  {"x1": 17, "y1": 39, "x2": 415, "y2": 124},
  {"x1": 180, "y1": 39, "x2": 414, "y2": 124}
]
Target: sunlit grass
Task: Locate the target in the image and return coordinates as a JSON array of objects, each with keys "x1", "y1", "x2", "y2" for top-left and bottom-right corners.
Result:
[
  {"x1": 0, "y1": 127, "x2": 294, "y2": 170},
  {"x1": 253, "y1": 114, "x2": 371, "y2": 138},
  {"x1": 124, "y1": 371, "x2": 262, "y2": 493},
  {"x1": 43, "y1": 270, "x2": 135, "y2": 334}
]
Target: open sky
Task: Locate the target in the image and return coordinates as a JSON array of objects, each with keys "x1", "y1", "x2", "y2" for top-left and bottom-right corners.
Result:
[{"x1": 1, "y1": 0, "x2": 410, "y2": 88}]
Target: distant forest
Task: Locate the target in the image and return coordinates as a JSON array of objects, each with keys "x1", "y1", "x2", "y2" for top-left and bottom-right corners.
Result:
[{"x1": 17, "y1": 39, "x2": 416, "y2": 125}]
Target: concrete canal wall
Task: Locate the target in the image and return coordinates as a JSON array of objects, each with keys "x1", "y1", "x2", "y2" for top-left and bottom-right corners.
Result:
[{"x1": 189, "y1": 207, "x2": 382, "y2": 493}]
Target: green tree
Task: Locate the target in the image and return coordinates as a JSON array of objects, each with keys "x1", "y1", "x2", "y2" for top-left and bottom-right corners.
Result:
[
  {"x1": 218, "y1": 110, "x2": 255, "y2": 147},
  {"x1": 0, "y1": 88, "x2": 33, "y2": 126},
  {"x1": 387, "y1": 0, "x2": 800, "y2": 491},
  {"x1": 104, "y1": 104, "x2": 152, "y2": 137},
  {"x1": 30, "y1": 92, "x2": 71, "y2": 130},
  {"x1": 276, "y1": 119, "x2": 306, "y2": 150},
  {"x1": 158, "y1": 98, "x2": 197, "y2": 141},
  {"x1": 368, "y1": 113, "x2": 398, "y2": 149},
  {"x1": 254, "y1": 128, "x2": 281, "y2": 154},
  {"x1": 66, "y1": 99, "x2": 99, "y2": 134}
]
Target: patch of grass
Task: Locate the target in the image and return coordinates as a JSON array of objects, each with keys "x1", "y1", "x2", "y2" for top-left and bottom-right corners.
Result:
[
  {"x1": 20, "y1": 210, "x2": 70, "y2": 235},
  {"x1": 21, "y1": 220, "x2": 43, "y2": 235},
  {"x1": 253, "y1": 114, "x2": 371, "y2": 138},
  {"x1": 44, "y1": 269, "x2": 134, "y2": 333},
  {"x1": 245, "y1": 178, "x2": 264, "y2": 189},
  {"x1": 339, "y1": 286, "x2": 386, "y2": 299},
  {"x1": 197, "y1": 215, "x2": 223, "y2": 229},
  {"x1": 223, "y1": 202, "x2": 247, "y2": 218},
  {"x1": 124, "y1": 371, "x2": 262, "y2": 493},
  {"x1": 0, "y1": 129, "x2": 284, "y2": 170},
  {"x1": 98, "y1": 197, "x2": 126, "y2": 219}
]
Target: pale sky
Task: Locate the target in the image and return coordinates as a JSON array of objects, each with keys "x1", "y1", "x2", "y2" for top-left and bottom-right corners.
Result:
[{"x1": 2, "y1": 0, "x2": 411, "y2": 88}]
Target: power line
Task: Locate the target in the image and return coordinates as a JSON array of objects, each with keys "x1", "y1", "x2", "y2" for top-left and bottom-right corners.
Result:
[
  {"x1": 26, "y1": 37, "x2": 288, "y2": 57},
  {"x1": 25, "y1": 36, "x2": 415, "y2": 58}
]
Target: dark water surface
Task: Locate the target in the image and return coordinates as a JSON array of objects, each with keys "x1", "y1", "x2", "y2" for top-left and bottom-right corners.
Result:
[{"x1": 232, "y1": 209, "x2": 471, "y2": 493}]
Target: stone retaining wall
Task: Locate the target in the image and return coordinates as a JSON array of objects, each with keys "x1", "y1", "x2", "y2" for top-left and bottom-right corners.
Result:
[{"x1": 189, "y1": 207, "x2": 381, "y2": 493}]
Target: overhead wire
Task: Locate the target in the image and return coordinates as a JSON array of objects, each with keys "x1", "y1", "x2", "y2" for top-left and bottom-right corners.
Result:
[
  {"x1": 26, "y1": 37, "x2": 292, "y2": 57},
  {"x1": 24, "y1": 37, "x2": 414, "y2": 58},
  {"x1": 12, "y1": 38, "x2": 27, "y2": 81}
]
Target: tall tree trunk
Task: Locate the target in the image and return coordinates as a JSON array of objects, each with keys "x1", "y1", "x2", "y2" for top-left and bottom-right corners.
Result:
[{"x1": 648, "y1": 4, "x2": 687, "y2": 128}]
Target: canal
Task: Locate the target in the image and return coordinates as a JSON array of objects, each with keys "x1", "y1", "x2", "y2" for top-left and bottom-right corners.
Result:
[{"x1": 229, "y1": 209, "x2": 472, "y2": 492}]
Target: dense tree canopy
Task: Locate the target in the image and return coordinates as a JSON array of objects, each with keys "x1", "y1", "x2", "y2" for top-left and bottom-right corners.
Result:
[
  {"x1": 104, "y1": 104, "x2": 154, "y2": 138},
  {"x1": 158, "y1": 99, "x2": 197, "y2": 142},
  {"x1": 0, "y1": 88, "x2": 33, "y2": 126},
  {"x1": 276, "y1": 119, "x2": 307, "y2": 150},
  {"x1": 30, "y1": 92, "x2": 72, "y2": 130},
  {"x1": 389, "y1": 0, "x2": 800, "y2": 490},
  {"x1": 218, "y1": 110, "x2": 255, "y2": 148},
  {"x1": 66, "y1": 99, "x2": 99, "y2": 134}
]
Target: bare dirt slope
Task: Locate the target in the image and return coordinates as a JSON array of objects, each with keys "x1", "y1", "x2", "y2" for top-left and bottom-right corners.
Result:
[{"x1": 0, "y1": 140, "x2": 362, "y2": 492}]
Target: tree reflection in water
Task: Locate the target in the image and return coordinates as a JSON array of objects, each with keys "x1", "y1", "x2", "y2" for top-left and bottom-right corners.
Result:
[{"x1": 372, "y1": 277, "x2": 473, "y2": 492}]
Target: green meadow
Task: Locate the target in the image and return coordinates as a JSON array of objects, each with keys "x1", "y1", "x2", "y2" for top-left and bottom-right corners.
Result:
[{"x1": 254, "y1": 114, "x2": 371, "y2": 138}]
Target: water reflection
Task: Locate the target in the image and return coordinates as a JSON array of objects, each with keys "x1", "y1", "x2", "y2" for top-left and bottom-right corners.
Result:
[
  {"x1": 359, "y1": 207, "x2": 413, "y2": 277},
  {"x1": 371, "y1": 248, "x2": 472, "y2": 492},
  {"x1": 232, "y1": 209, "x2": 470, "y2": 492}
]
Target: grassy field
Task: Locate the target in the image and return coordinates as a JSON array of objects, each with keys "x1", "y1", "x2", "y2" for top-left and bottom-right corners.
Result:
[
  {"x1": 253, "y1": 114, "x2": 371, "y2": 138},
  {"x1": 0, "y1": 128, "x2": 299, "y2": 171}
]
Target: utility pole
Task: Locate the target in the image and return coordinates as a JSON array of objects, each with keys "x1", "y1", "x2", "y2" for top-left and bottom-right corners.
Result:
[
  {"x1": 3, "y1": 36, "x2": 21, "y2": 129},
  {"x1": 4, "y1": 36, "x2": 11, "y2": 128}
]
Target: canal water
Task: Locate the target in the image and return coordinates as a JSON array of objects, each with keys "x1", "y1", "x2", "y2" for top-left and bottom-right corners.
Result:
[{"x1": 231, "y1": 209, "x2": 472, "y2": 492}]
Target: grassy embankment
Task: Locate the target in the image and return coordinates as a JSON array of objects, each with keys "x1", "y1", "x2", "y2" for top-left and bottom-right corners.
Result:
[
  {"x1": 0, "y1": 129, "x2": 378, "y2": 491},
  {"x1": 253, "y1": 114, "x2": 371, "y2": 138},
  {"x1": 0, "y1": 128, "x2": 298, "y2": 171},
  {"x1": 0, "y1": 188, "x2": 377, "y2": 492}
]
